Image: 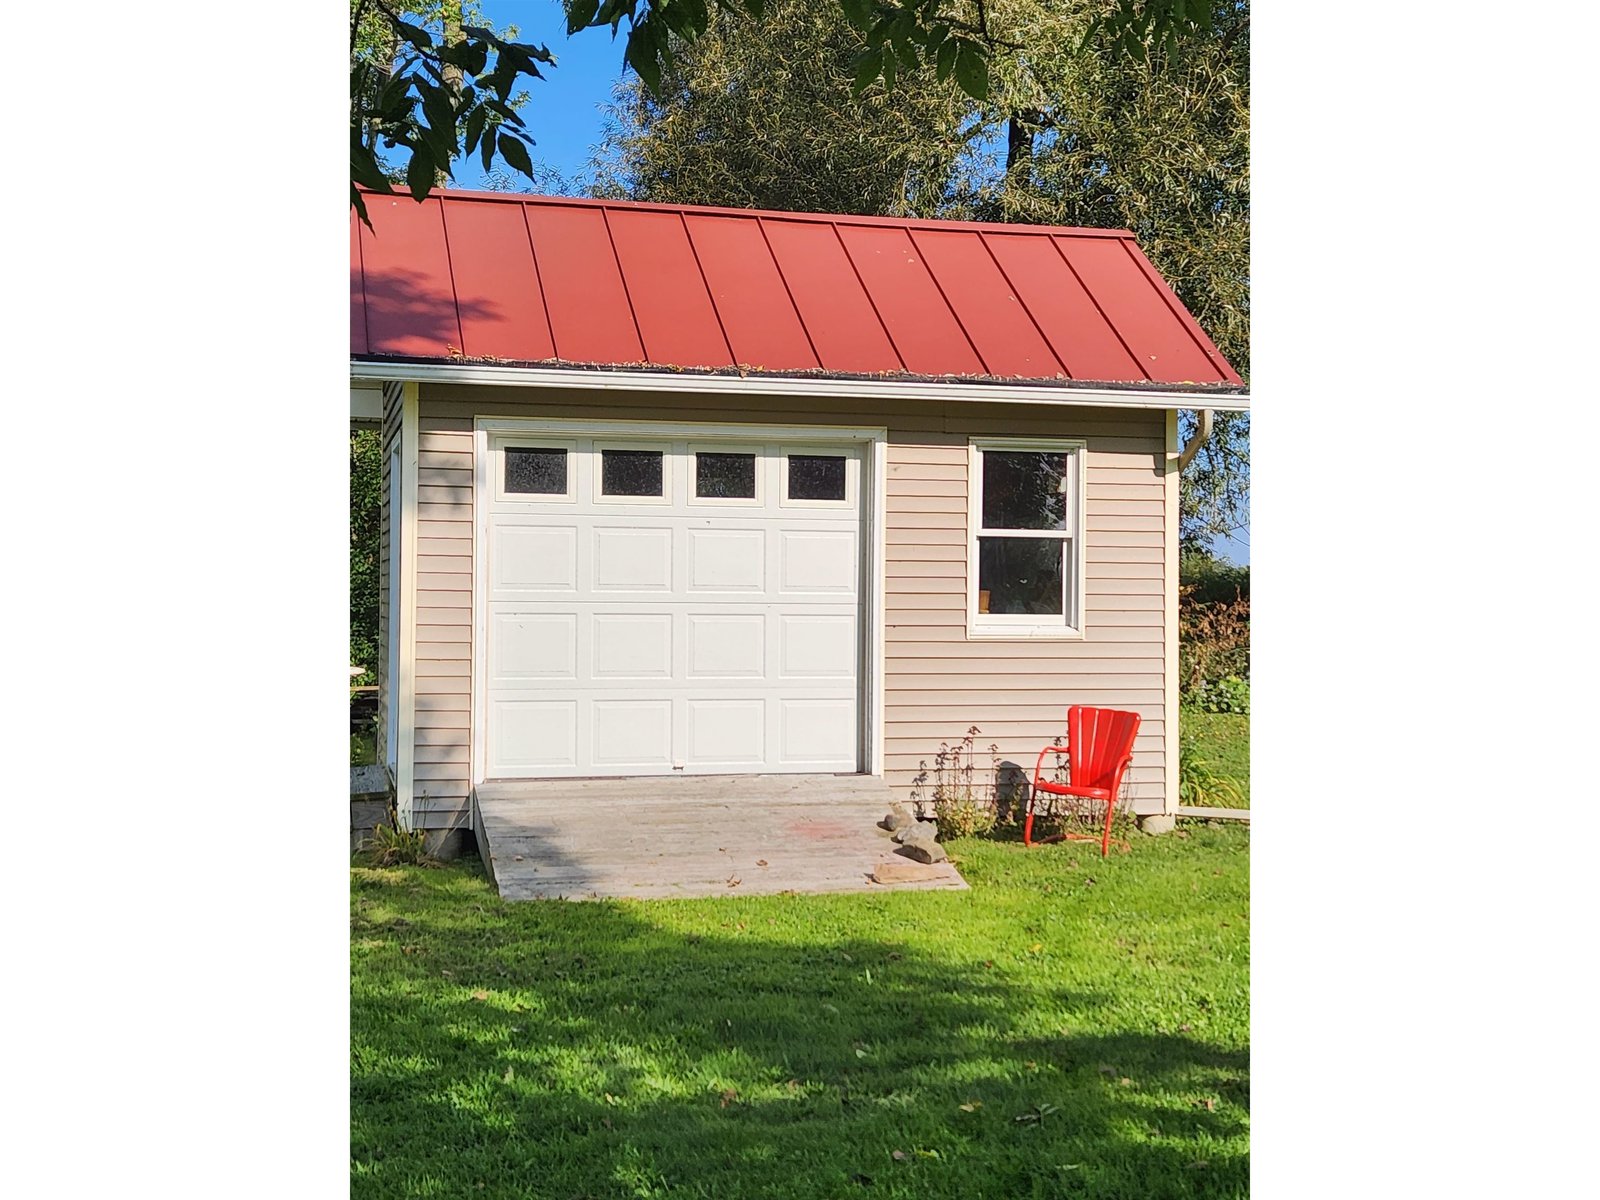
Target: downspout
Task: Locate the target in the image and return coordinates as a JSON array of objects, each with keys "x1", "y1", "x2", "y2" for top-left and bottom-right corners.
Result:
[{"x1": 1176, "y1": 409, "x2": 1214, "y2": 471}]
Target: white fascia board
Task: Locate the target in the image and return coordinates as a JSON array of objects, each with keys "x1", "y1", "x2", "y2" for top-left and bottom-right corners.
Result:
[{"x1": 350, "y1": 360, "x2": 1250, "y2": 412}]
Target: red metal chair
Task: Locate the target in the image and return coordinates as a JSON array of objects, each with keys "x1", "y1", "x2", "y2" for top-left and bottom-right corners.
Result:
[{"x1": 1026, "y1": 706, "x2": 1142, "y2": 857}]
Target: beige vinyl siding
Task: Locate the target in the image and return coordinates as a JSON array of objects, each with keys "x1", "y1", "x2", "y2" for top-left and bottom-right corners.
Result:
[
  {"x1": 410, "y1": 383, "x2": 1173, "y2": 821},
  {"x1": 405, "y1": 422, "x2": 477, "y2": 828}
]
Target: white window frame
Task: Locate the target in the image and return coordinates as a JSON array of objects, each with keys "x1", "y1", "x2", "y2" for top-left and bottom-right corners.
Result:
[
  {"x1": 966, "y1": 437, "x2": 1087, "y2": 640},
  {"x1": 494, "y1": 437, "x2": 577, "y2": 503},
  {"x1": 779, "y1": 444, "x2": 858, "y2": 509},
  {"x1": 687, "y1": 443, "x2": 764, "y2": 507},
  {"x1": 592, "y1": 440, "x2": 673, "y2": 505}
]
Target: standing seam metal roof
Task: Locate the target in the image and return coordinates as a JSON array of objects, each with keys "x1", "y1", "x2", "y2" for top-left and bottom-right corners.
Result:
[{"x1": 351, "y1": 189, "x2": 1242, "y2": 388}]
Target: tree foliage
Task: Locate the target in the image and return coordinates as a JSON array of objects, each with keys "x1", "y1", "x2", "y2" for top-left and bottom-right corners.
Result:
[
  {"x1": 350, "y1": 0, "x2": 551, "y2": 222},
  {"x1": 596, "y1": 0, "x2": 1250, "y2": 546},
  {"x1": 592, "y1": 1, "x2": 973, "y2": 217},
  {"x1": 350, "y1": 0, "x2": 1222, "y2": 215},
  {"x1": 350, "y1": 428, "x2": 384, "y2": 676}
]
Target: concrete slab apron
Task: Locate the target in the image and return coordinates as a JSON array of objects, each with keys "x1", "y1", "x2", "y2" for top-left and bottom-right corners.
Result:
[{"x1": 474, "y1": 775, "x2": 968, "y2": 901}]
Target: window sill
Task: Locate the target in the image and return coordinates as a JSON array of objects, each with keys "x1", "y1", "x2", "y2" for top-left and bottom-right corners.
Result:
[{"x1": 966, "y1": 623, "x2": 1086, "y2": 642}]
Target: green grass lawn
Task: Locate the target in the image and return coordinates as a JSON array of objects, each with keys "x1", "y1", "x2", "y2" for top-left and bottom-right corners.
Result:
[
  {"x1": 1180, "y1": 712, "x2": 1250, "y2": 807},
  {"x1": 352, "y1": 824, "x2": 1249, "y2": 1199}
]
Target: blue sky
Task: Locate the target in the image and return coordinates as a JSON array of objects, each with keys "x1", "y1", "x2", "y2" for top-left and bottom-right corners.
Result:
[
  {"x1": 444, "y1": 3, "x2": 1249, "y2": 564},
  {"x1": 452, "y1": 1, "x2": 625, "y2": 188}
]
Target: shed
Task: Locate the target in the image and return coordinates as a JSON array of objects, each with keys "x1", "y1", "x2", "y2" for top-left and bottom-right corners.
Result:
[{"x1": 351, "y1": 190, "x2": 1247, "y2": 845}]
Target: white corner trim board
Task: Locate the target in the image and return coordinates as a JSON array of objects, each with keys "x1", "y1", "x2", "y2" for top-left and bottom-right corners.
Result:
[
  {"x1": 351, "y1": 360, "x2": 1250, "y2": 413},
  {"x1": 396, "y1": 382, "x2": 421, "y2": 828},
  {"x1": 1162, "y1": 410, "x2": 1181, "y2": 817}
]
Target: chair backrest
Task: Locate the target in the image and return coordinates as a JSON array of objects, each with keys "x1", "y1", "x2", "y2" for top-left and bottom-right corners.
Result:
[{"x1": 1066, "y1": 706, "x2": 1142, "y2": 792}]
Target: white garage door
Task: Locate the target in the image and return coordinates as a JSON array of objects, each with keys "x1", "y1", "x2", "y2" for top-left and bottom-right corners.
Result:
[{"x1": 482, "y1": 432, "x2": 866, "y2": 779}]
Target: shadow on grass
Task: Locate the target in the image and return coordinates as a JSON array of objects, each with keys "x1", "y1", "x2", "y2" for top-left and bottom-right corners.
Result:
[{"x1": 352, "y1": 863, "x2": 1247, "y2": 1200}]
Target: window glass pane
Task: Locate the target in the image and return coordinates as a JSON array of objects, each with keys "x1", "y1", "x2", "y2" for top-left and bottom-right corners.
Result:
[
  {"x1": 505, "y1": 447, "x2": 566, "y2": 495},
  {"x1": 601, "y1": 449, "x2": 664, "y2": 497},
  {"x1": 788, "y1": 454, "x2": 846, "y2": 501},
  {"x1": 696, "y1": 452, "x2": 756, "y2": 499},
  {"x1": 981, "y1": 450, "x2": 1072, "y2": 530},
  {"x1": 978, "y1": 537, "x2": 1064, "y2": 616}
]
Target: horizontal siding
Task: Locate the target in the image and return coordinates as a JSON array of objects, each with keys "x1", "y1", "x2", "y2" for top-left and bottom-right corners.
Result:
[
  {"x1": 408, "y1": 419, "x2": 475, "y2": 816},
  {"x1": 407, "y1": 386, "x2": 1172, "y2": 818}
]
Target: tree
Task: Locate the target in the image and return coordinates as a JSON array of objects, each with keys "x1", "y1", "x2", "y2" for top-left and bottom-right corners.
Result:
[
  {"x1": 349, "y1": 0, "x2": 1224, "y2": 217},
  {"x1": 350, "y1": 0, "x2": 552, "y2": 221},
  {"x1": 594, "y1": 0, "x2": 1250, "y2": 546},
  {"x1": 350, "y1": 428, "x2": 383, "y2": 676},
  {"x1": 592, "y1": 1, "x2": 973, "y2": 217}
]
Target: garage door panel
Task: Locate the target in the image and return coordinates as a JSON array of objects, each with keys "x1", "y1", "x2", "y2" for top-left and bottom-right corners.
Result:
[
  {"x1": 591, "y1": 613, "x2": 674, "y2": 679},
  {"x1": 688, "y1": 612, "x2": 766, "y2": 678},
  {"x1": 688, "y1": 527, "x2": 766, "y2": 592},
  {"x1": 778, "y1": 613, "x2": 857, "y2": 678},
  {"x1": 779, "y1": 528, "x2": 858, "y2": 593},
  {"x1": 490, "y1": 613, "x2": 577, "y2": 682},
  {"x1": 488, "y1": 699, "x2": 578, "y2": 773},
  {"x1": 778, "y1": 698, "x2": 857, "y2": 766},
  {"x1": 491, "y1": 525, "x2": 577, "y2": 595},
  {"x1": 591, "y1": 700, "x2": 673, "y2": 768},
  {"x1": 594, "y1": 527, "x2": 674, "y2": 591},
  {"x1": 686, "y1": 698, "x2": 766, "y2": 766}
]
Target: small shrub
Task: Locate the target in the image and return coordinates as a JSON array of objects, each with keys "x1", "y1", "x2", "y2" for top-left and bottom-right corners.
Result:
[
  {"x1": 1179, "y1": 587, "x2": 1250, "y2": 699},
  {"x1": 910, "y1": 726, "x2": 998, "y2": 839},
  {"x1": 1194, "y1": 674, "x2": 1250, "y2": 715},
  {"x1": 361, "y1": 803, "x2": 435, "y2": 867}
]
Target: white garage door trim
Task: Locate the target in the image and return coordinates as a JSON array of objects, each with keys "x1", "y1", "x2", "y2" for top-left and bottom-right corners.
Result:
[{"x1": 471, "y1": 415, "x2": 887, "y2": 786}]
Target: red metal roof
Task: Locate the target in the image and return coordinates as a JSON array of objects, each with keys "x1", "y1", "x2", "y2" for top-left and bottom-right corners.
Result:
[{"x1": 351, "y1": 190, "x2": 1242, "y2": 388}]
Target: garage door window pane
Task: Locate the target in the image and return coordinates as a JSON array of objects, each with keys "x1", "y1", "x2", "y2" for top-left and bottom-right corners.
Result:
[
  {"x1": 788, "y1": 454, "x2": 846, "y2": 501},
  {"x1": 978, "y1": 537, "x2": 1063, "y2": 615},
  {"x1": 601, "y1": 449, "x2": 664, "y2": 497},
  {"x1": 982, "y1": 451, "x2": 1071, "y2": 530},
  {"x1": 696, "y1": 452, "x2": 756, "y2": 499},
  {"x1": 505, "y1": 447, "x2": 567, "y2": 495}
]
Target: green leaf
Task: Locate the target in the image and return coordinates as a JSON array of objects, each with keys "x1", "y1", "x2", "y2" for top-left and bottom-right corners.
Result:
[
  {"x1": 464, "y1": 104, "x2": 489, "y2": 155},
  {"x1": 351, "y1": 185, "x2": 372, "y2": 229},
  {"x1": 406, "y1": 143, "x2": 435, "y2": 201},
  {"x1": 498, "y1": 131, "x2": 536, "y2": 180},
  {"x1": 953, "y1": 40, "x2": 988, "y2": 101},
  {"x1": 482, "y1": 97, "x2": 525, "y2": 126},
  {"x1": 439, "y1": 38, "x2": 489, "y2": 77},
  {"x1": 838, "y1": 0, "x2": 872, "y2": 29},
  {"x1": 391, "y1": 19, "x2": 433, "y2": 52},
  {"x1": 850, "y1": 48, "x2": 882, "y2": 95},
  {"x1": 565, "y1": 0, "x2": 601, "y2": 34},
  {"x1": 418, "y1": 81, "x2": 455, "y2": 138},
  {"x1": 351, "y1": 141, "x2": 395, "y2": 195},
  {"x1": 934, "y1": 37, "x2": 958, "y2": 82},
  {"x1": 659, "y1": 1, "x2": 696, "y2": 40},
  {"x1": 625, "y1": 20, "x2": 664, "y2": 95},
  {"x1": 378, "y1": 67, "x2": 413, "y2": 112}
]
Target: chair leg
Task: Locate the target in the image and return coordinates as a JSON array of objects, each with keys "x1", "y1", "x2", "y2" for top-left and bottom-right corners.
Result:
[
  {"x1": 1100, "y1": 798, "x2": 1114, "y2": 858},
  {"x1": 1023, "y1": 800, "x2": 1036, "y2": 847}
]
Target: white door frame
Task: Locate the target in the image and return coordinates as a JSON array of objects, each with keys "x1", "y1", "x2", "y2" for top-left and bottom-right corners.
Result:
[{"x1": 471, "y1": 415, "x2": 888, "y2": 788}]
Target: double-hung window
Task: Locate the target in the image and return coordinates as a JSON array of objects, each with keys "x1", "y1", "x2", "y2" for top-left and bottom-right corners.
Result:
[{"x1": 968, "y1": 438, "x2": 1085, "y2": 638}]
